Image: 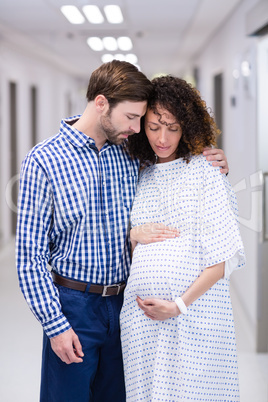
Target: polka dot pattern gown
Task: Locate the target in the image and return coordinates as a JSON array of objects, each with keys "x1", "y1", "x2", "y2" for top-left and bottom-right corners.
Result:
[{"x1": 120, "y1": 155, "x2": 245, "y2": 402}]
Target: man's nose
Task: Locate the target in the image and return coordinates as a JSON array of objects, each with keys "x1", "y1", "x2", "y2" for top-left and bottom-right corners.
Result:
[{"x1": 129, "y1": 120, "x2": 140, "y2": 133}]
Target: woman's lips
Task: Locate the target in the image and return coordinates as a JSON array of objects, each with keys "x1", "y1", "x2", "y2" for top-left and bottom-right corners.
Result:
[{"x1": 156, "y1": 145, "x2": 170, "y2": 151}]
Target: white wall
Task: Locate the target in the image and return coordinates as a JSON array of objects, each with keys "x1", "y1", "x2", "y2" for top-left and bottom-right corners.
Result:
[
  {"x1": 0, "y1": 36, "x2": 87, "y2": 243},
  {"x1": 186, "y1": 0, "x2": 262, "y2": 348}
]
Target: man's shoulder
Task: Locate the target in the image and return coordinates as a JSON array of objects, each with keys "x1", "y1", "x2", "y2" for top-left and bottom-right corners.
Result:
[
  {"x1": 29, "y1": 131, "x2": 57, "y2": 149},
  {"x1": 22, "y1": 133, "x2": 64, "y2": 171}
]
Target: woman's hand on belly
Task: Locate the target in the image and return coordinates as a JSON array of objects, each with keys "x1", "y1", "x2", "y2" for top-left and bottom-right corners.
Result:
[
  {"x1": 130, "y1": 223, "x2": 180, "y2": 245},
  {"x1": 136, "y1": 296, "x2": 180, "y2": 320}
]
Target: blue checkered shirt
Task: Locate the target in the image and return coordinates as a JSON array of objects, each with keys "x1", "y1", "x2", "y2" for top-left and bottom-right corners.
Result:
[{"x1": 16, "y1": 116, "x2": 139, "y2": 338}]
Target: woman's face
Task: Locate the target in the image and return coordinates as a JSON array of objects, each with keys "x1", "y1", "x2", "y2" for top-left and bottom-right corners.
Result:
[{"x1": 144, "y1": 107, "x2": 182, "y2": 163}]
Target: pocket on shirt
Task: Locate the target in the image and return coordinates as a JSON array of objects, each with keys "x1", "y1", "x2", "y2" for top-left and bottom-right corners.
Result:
[{"x1": 120, "y1": 175, "x2": 137, "y2": 210}]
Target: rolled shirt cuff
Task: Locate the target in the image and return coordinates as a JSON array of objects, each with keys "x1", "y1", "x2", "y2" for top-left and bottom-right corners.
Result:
[{"x1": 42, "y1": 313, "x2": 72, "y2": 338}]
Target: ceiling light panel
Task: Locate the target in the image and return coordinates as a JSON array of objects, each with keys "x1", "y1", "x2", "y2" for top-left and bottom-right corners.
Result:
[
  {"x1": 125, "y1": 54, "x2": 138, "y2": 64},
  {"x1": 103, "y1": 37, "x2": 118, "y2": 51},
  {"x1": 87, "y1": 37, "x2": 104, "y2": 51},
  {"x1": 117, "y1": 37, "x2": 133, "y2": 51},
  {"x1": 61, "y1": 5, "x2": 85, "y2": 24},
  {"x1": 83, "y1": 5, "x2": 104, "y2": 24},
  {"x1": 104, "y1": 5, "x2": 124, "y2": 24},
  {"x1": 114, "y1": 54, "x2": 125, "y2": 61},
  {"x1": 101, "y1": 54, "x2": 139, "y2": 65},
  {"x1": 102, "y1": 54, "x2": 114, "y2": 63}
]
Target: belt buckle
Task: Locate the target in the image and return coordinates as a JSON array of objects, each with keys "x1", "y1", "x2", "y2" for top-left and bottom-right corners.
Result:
[{"x1": 102, "y1": 284, "x2": 120, "y2": 297}]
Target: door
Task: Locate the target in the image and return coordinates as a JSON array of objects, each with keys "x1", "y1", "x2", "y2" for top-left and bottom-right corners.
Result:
[{"x1": 257, "y1": 34, "x2": 268, "y2": 353}]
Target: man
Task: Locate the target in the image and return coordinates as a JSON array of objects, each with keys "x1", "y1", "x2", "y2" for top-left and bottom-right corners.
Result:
[{"x1": 16, "y1": 61, "x2": 228, "y2": 402}]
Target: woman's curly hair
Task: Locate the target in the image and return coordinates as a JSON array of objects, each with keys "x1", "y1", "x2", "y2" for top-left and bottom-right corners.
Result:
[{"x1": 126, "y1": 75, "x2": 220, "y2": 167}]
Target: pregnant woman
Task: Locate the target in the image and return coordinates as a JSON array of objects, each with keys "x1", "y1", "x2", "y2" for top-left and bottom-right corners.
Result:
[{"x1": 120, "y1": 75, "x2": 245, "y2": 401}]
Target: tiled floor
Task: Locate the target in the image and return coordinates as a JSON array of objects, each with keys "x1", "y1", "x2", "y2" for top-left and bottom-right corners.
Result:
[{"x1": 0, "y1": 241, "x2": 267, "y2": 402}]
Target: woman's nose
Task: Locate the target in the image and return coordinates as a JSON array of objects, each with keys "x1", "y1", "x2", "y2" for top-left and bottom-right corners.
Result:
[{"x1": 159, "y1": 129, "x2": 167, "y2": 144}]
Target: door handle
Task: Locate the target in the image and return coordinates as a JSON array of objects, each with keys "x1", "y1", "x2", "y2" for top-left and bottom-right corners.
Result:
[{"x1": 263, "y1": 172, "x2": 268, "y2": 241}]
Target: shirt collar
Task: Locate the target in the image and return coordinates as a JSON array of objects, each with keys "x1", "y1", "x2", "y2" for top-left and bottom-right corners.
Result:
[
  {"x1": 60, "y1": 115, "x2": 97, "y2": 148},
  {"x1": 60, "y1": 115, "x2": 120, "y2": 153}
]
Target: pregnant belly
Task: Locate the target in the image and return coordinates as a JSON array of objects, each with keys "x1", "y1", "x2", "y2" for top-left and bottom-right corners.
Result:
[{"x1": 125, "y1": 238, "x2": 200, "y2": 300}]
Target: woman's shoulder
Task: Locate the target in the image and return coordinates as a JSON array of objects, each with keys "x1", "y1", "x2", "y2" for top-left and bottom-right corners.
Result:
[
  {"x1": 188, "y1": 154, "x2": 230, "y2": 189},
  {"x1": 189, "y1": 153, "x2": 210, "y2": 165},
  {"x1": 187, "y1": 153, "x2": 210, "y2": 174},
  {"x1": 189, "y1": 153, "x2": 222, "y2": 174}
]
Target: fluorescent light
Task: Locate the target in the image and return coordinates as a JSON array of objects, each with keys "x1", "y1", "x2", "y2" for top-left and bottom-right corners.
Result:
[
  {"x1": 87, "y1": 37, "x2": 104, "y2": 51},
  {"x1": 232, "y1": 69, "x2": 240, "y2": 79},
  {"x1": 61, "y1": 5, "x2": 85, "y2": 24},
  {"x1": 117, "y1": 37, "x2": 133, "y2": 51},
  {"x1": 114, "y1": 54, "x2": 125, "y2": 61},
  {"x1": 125, "y1": 54, "x2": 138, "y2": 64},
  {"x1": 83, "y1": 5, "x2": 104, "y2": 24},
  {"x1": 104, "y1": 5, "x2": 123, "y2": 24},
  {"x1": 103, "y1": 37, "x2": 118, "y2": 51},
  {"x1": 102, "y1": 54, "x2": 114, "y2": 63},
  {"x1": 241, "y1": 61, "x2": 251, "y2": 77},
  {"x1": 101, "y1": 53, "x2": 139, "y2": 66}
]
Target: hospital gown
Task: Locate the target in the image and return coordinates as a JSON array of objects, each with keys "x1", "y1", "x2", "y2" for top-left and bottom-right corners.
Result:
[{"x1": 120, "y1": 155, "x2": 245, "y2": 401}]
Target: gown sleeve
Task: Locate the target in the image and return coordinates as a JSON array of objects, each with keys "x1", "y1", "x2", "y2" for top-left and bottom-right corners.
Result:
[{"x1": 199, "y1": 159, "x2": 245, "y2": 278}]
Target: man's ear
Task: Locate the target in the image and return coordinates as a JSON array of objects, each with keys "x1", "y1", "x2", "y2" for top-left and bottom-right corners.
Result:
[{"x1": 95, "y1": 95, "x2": 109, "y2": 112}]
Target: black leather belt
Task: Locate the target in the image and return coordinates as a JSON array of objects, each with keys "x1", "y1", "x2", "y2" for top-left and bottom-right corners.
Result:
[{"x1": 52, "y1": 271, "x2": 126, "y2": 296}]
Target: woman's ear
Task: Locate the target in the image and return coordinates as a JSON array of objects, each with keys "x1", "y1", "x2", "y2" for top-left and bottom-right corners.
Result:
[{"x1": 95, "y1": 95, "x2": 108, "y2": 112}]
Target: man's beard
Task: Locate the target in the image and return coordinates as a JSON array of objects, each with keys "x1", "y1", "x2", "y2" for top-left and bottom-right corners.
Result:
[{"x1": 100, "y1": 113, "x2": 134, "y2": 145}]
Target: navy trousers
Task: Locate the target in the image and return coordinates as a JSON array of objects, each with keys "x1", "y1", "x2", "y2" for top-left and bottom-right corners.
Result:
[{"x1": 40, "y1": 285, "x2": 126, "y2": 402}]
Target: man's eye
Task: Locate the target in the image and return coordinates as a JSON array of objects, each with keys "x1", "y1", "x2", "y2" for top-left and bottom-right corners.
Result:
[{"x1": 127, "y1": 116, "x2": 135, "y2": 120}]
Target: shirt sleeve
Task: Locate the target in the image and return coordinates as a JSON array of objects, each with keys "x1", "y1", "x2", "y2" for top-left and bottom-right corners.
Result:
[
  {"x1": 199, "y1": 159, "x2": 245, "y2": 277},
  {"x1": 16, "y1": 155, "x2": 71, "y2": 338}
]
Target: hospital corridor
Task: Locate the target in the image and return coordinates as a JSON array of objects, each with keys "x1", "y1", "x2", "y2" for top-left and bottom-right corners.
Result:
[{"x1": 0, "y1": 0, "x2": 268, "y2": 401}]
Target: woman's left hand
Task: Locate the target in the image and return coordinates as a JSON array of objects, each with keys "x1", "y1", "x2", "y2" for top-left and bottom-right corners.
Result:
[
  {"x1": 136, "y1": 296, "x2": 180, "y2": 320},
  {"x1": 203, "y1": 147, "x2": 229, "y2": 174}
]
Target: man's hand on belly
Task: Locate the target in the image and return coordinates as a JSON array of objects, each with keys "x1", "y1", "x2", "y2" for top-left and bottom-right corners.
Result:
[{"x1": 136, "y1": 296, "x2": 180, "y2": 320}]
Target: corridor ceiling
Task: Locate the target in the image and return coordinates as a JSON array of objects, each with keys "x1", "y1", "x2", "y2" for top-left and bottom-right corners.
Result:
[{"x1": 0, "y1": 0, "x2": 242, "y2": 79}]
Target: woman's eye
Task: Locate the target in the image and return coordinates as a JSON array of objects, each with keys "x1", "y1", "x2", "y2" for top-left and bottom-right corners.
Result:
[
  {"x1": 168, "y1": 125, "x2": 180, "y2": 132},
  {"x1": 148, "y1": 126, "x2": 158, "y2": 131}
]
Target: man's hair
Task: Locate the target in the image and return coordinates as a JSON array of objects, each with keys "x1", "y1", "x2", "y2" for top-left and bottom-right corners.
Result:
[{"x1": 86, "y1": 60, "x2": 152, "y2": 108}]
